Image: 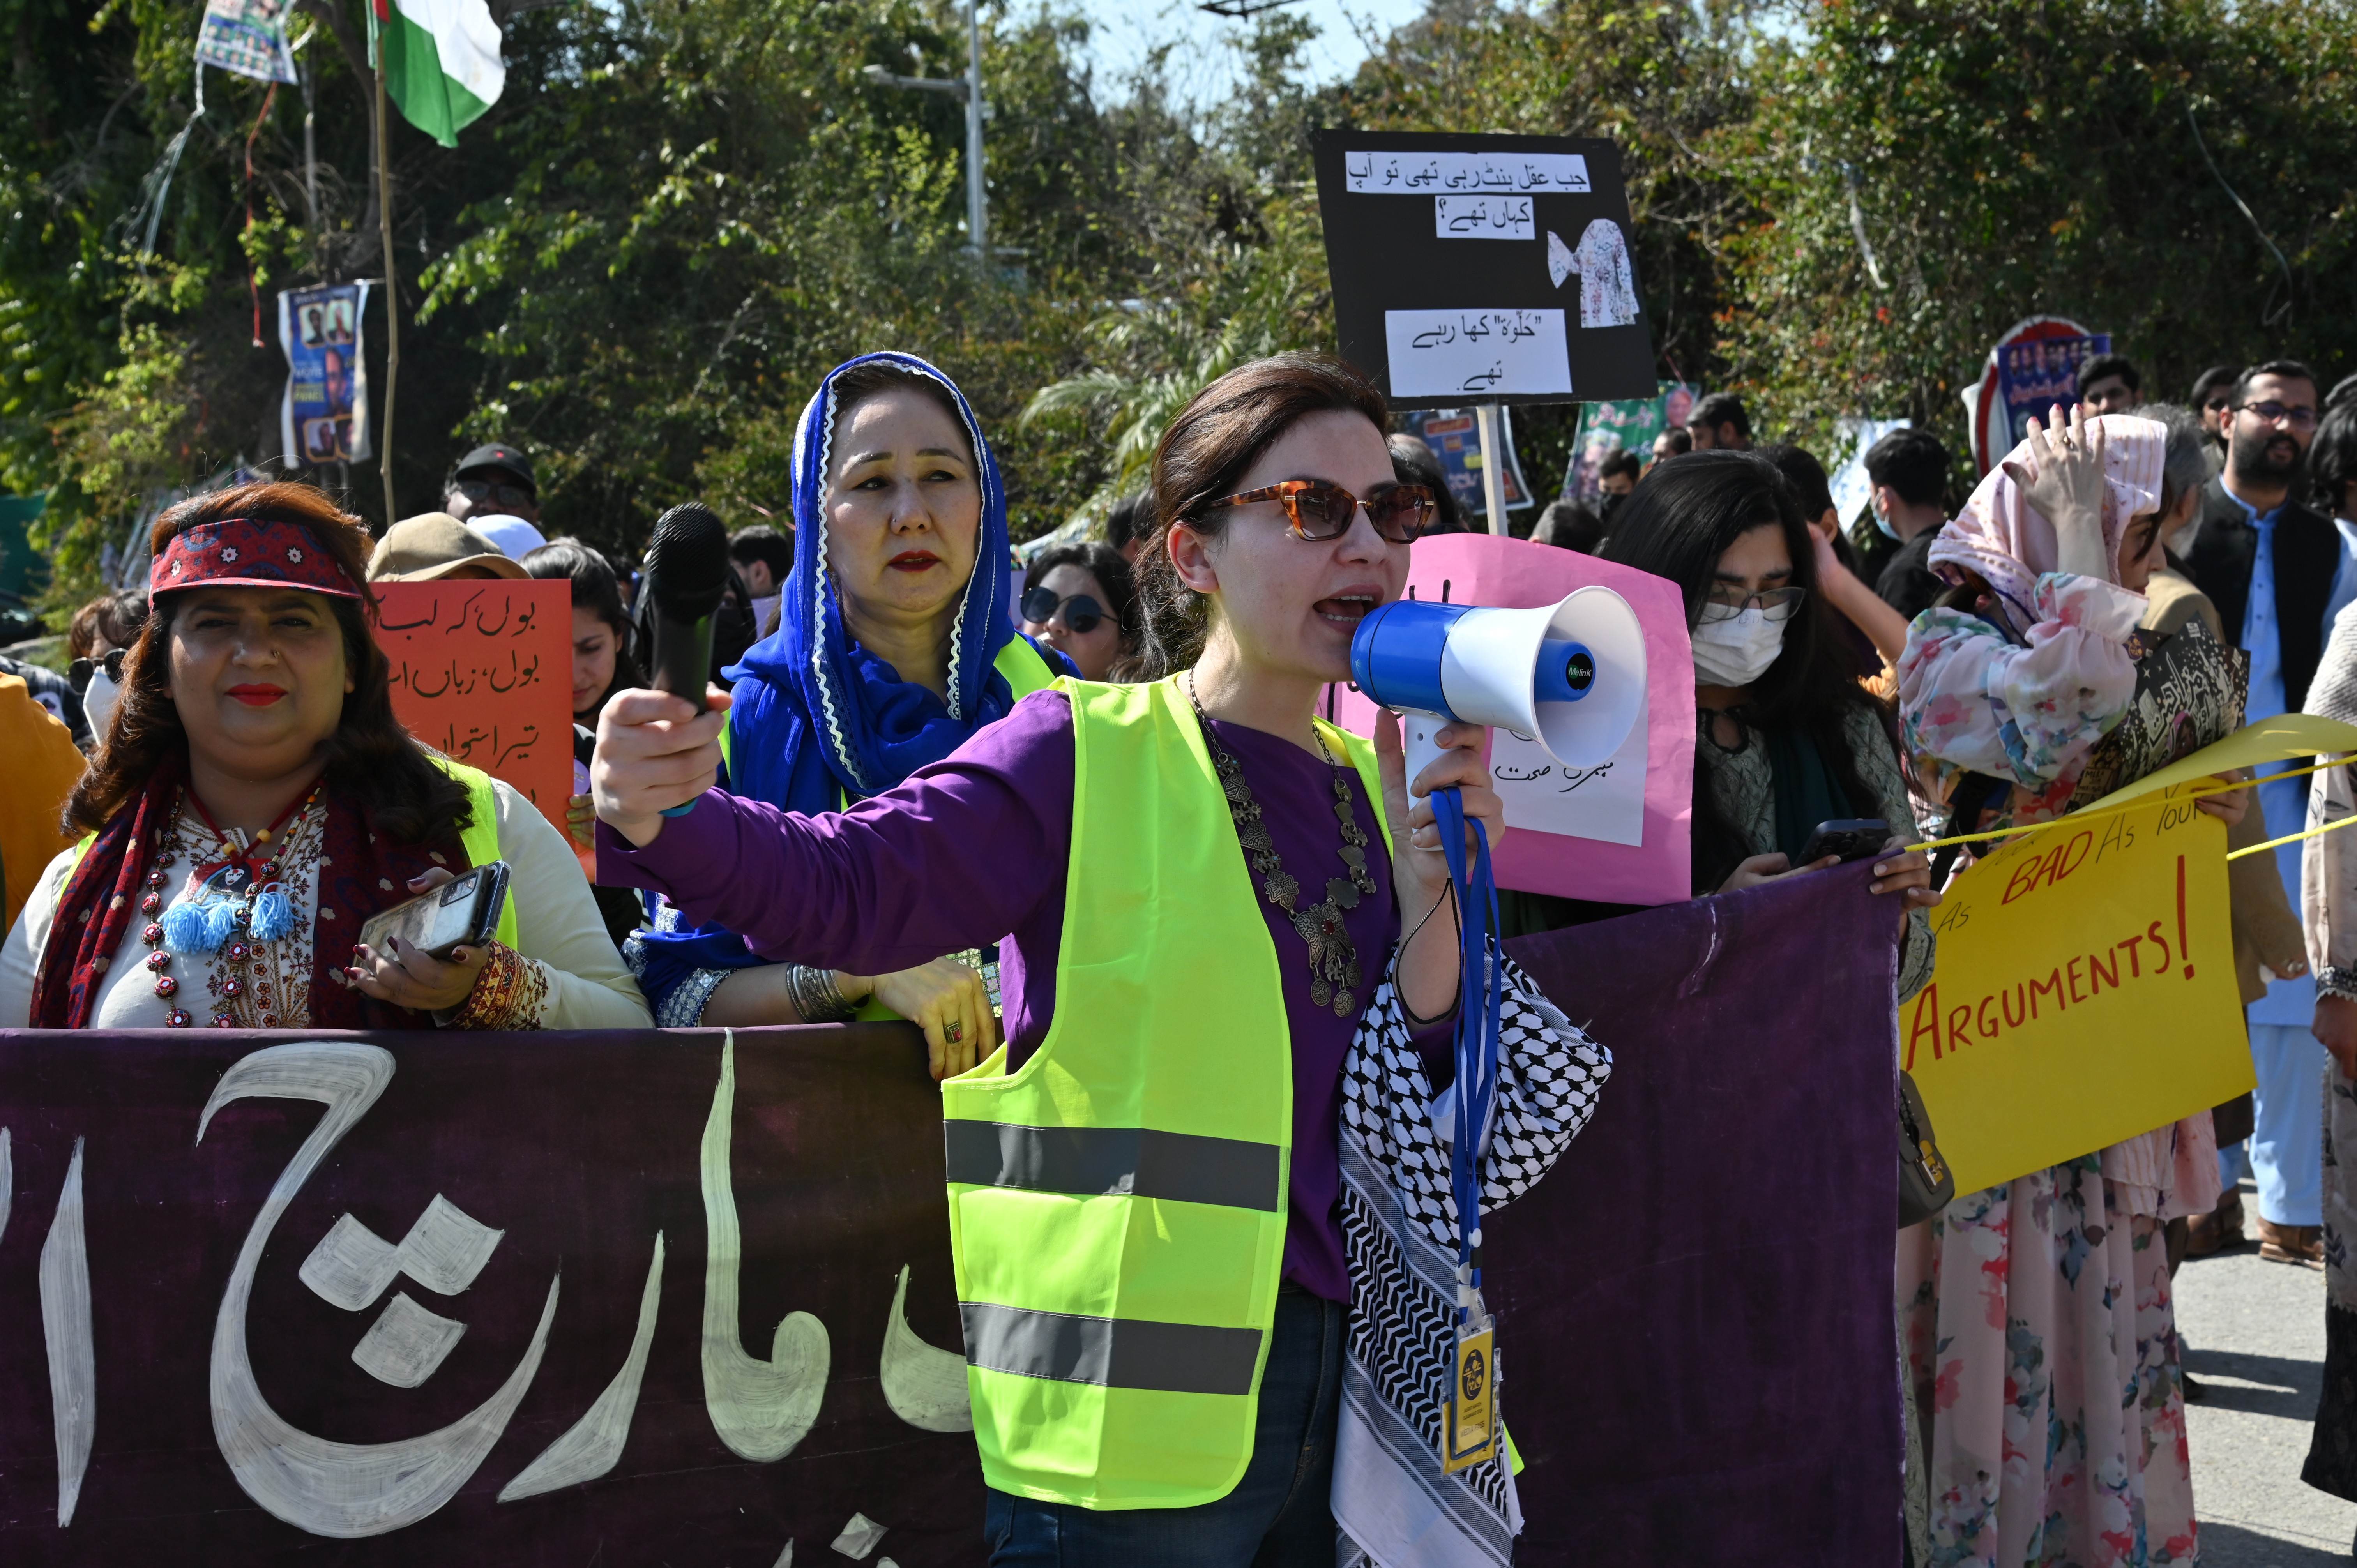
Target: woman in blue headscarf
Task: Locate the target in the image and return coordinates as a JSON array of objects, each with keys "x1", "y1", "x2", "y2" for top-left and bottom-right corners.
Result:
[{"x1": 627, "y1": 353, "x2": 1071, "y2": 1068}]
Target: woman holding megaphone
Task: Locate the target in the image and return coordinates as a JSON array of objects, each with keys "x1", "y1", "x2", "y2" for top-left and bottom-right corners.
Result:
[{"x1": 592, "y1": 353, "x2": 1608, "y2": 1564}]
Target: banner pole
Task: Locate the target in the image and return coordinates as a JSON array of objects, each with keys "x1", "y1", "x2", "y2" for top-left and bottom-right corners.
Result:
[
  {"x1": 1475, "y1": 403, "x2": 1509, "y2": 536},
  {"x1": 375, "y1": 55, "x2": 399, "y2": 526}
]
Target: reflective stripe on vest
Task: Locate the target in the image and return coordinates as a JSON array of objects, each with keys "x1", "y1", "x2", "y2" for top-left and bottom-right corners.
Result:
[
  {"x1": 960, "y1": 1303, "x2": 1265, "y2": 1396},
  {"x1": 938, "y1": 674, "x2": 1385, "y2": 1510},
  {"x1": 722, "y1": 637, "x2": 1063, "y2": 1024}
]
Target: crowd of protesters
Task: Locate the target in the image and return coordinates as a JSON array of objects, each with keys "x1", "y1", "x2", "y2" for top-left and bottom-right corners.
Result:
[{"x1": 5, "y1": 345, "x2": 2357, "y2": 1565}]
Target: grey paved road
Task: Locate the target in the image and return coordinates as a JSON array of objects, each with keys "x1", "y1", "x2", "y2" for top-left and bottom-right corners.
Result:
[{"x1": 2177, "y1": 1188, "x2": 2354, "y2": 1564}]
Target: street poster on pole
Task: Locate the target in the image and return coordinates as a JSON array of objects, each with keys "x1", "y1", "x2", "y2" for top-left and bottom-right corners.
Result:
[
  {"x1": 1310, "y1": 131, "x2": 1657, "y2": 410},
  {"x1": 194, "y1": 0, "x2": 299, "y2": 82},
  {"x1": 278, "y1": 281, "x2": 375, "y2": 466},
  {"x1": 1961, "y1": 315, "x2": 2110, "y2": 474},
  {"x1": 1401, "y1": 408, "x2": 1532, "y2": 524},
  {"x1": 1563, "y1": 381, "x2": 1699, "y2": 501}
]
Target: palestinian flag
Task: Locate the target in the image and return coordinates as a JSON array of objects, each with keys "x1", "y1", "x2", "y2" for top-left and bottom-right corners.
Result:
[{"x1": 371, "y1": 0, "x2": 505, "y2": 148}]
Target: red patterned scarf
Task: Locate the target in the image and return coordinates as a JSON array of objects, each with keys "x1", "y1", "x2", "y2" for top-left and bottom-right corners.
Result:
[{"x1": 30, "y1": 753, "x2": 472, "y2": 1030}]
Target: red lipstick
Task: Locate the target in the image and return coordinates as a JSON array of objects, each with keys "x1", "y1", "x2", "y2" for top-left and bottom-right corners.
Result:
[
  {"x1": 887, "y1": 550, "x2": 941, "y2": 573},
  {"x1": 226, "y1": 684, "x2": 286, "y2": 706}
]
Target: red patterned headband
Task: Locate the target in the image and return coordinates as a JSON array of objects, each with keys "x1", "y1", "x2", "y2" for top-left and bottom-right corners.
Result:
[{"x1": 151, "y1": 517, "x2": 362, "y2": 600}]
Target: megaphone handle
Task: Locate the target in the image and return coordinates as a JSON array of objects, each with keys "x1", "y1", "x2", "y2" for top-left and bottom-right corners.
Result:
[{"x1": 1401, "y1": 708, "x2": 1449, "y2": 793}]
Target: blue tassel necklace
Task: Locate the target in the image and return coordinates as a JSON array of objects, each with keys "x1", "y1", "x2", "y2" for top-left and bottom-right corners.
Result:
[{"x1": 142, "y1": 784, "x2": 322, "y2": 1028}]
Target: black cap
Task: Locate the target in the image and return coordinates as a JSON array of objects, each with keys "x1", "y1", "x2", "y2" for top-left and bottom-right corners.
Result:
[{"x1": 452, "y1": 443, "x2": 535, "y2": 491}]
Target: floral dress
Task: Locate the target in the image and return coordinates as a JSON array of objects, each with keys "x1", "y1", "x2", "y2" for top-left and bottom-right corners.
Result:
[{"x1": 1895, "y1": 570, "x2": 2215, "y2": 1568}]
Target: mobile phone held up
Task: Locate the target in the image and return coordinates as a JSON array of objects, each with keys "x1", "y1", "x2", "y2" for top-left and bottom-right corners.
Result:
[
  {"x1": 1797, "y1": 818, "x2": 1891, "y2": 867},
  {"x1": 356, "y1": 863, "x2": 511, "y2": 963}
]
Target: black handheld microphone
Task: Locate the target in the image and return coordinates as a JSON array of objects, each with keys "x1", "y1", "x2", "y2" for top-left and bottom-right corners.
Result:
[
  {"x1": 643, "y1": 503, "x2": 733, "y2": 711},
  {"x1": 640, "y1": 503, "x2": 733, "y2": 816}
]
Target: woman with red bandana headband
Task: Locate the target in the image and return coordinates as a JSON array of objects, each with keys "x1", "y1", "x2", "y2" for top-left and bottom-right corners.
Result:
[{"x1": 0, "y1": 482, "x2": 649, "y2": 1032}]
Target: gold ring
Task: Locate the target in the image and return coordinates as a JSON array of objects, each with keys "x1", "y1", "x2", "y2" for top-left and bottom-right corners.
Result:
[{"x1": 945, "y1": 1021, "x2": 964, "y2": 1044}]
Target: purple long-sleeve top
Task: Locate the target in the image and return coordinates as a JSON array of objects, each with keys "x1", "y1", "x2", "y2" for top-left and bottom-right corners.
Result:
[{"x1": 597, "y1": 688, "x2": 1410, "y2": 1303}]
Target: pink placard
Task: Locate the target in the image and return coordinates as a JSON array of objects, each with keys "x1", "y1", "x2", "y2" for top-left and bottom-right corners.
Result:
[{"x1": 1324, "y1": 533, "x2": 1694, "y2": 906}]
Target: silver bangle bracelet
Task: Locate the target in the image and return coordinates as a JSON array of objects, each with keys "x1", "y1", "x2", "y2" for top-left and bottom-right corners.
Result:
[{"x1": 786, "y1": 963, "x2": 859, "y2": 1024}]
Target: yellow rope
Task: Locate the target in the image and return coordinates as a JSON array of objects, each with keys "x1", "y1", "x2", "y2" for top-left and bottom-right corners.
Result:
[
  {"x1": 2226, "y1": 805, "x2": 2357, "y2": 861},
  {"x1": 1912, "y1": 752, "x2": 2357, "y2": 856}
]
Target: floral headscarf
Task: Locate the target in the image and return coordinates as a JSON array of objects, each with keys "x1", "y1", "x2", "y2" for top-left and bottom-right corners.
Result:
[{"x1": 1929, "y1": 414, "x2": 2167, "y2": 636}]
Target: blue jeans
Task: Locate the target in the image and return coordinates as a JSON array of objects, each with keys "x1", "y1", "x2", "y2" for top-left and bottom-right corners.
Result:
[
  {"x1": 2247, "y1": 1021, "x2": 2330, "y2": 1226},
  {"x1": 983, "y1": 1286, "x2": 1345, "y2": 1567}
]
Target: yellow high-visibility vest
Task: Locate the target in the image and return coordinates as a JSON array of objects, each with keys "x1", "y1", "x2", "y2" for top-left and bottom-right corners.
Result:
[{"x1": 941, "y1": 674, "x2": 1387, "y2": 1510}]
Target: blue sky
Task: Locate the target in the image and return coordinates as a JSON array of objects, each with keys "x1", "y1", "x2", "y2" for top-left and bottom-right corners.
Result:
[{"x1": 1057, "y1": 0, "x2": 1430, "y2": 105}]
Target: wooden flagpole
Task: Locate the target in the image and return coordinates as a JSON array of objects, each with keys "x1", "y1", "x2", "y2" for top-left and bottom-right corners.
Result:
[{"x1": 375, "y1": 46, "x2": 399, "y2": 525}]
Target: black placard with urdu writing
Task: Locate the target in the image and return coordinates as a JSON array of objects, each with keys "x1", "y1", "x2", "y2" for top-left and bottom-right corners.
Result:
[{"x1": 1312, "y1": 130, "x2": 1657, "y2": 409}]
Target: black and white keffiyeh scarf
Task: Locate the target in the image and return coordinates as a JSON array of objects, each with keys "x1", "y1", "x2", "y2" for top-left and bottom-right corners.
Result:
[{"x1": 1334, "y1": 955, "x2": 1611, "y2": 1568}]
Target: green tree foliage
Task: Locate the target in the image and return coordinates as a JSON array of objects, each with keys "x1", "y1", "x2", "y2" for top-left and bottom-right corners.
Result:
[
  {"x1": 1719, "y1": 0, "x2": 2357, "y2": 455},
  {"x1": 6, "y1": 0, "x2": 2356, "y2": 621}
]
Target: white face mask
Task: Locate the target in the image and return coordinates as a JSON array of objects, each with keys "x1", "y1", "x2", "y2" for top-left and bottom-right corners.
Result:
[
  {"x1": 1691, "y1": 606, "x2": 1787, "y2": 687},
  {"x1": 83, "y1": 667, "x2": 123, "y2": 745}
]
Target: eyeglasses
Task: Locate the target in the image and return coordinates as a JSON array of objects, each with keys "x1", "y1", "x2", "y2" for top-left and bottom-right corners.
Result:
[
  {"x1": 68, "y1": 647, "x2": 128, "y2": 694},
  {"x1": 2234, "y1": 400, "x2": 2319, "y2": 431},
  {"x1": 1698, "y1": 585, "x2": 1807, "y2": 623},
  {"x1": 1021, "y1": 586, "x2": 1106, "y2": 634},
  {"x1": 452, "y1": 476, "x2": 537, "y2": 509},
  {"x1": 1200, "y1": 480, "x2": 1436, "y2": 544},
  {"x1": 2202, "y1": 397, "x2": 2233, "y2": 415}
]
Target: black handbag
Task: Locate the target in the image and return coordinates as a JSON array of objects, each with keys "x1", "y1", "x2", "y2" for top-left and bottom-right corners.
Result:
[{"x1": 1898, "y1": 1071, "x2": 1956, "y2": 1228}]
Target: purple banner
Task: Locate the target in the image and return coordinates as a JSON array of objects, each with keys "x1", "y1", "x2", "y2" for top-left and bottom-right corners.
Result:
[{"x1": 0, "y1": 868, "x2": 1899, "y2": 1563}]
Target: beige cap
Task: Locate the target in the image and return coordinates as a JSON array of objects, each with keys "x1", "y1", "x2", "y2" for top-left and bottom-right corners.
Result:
[{"x1": 366, "y1": 513, "x2": 531, "y2": 582}]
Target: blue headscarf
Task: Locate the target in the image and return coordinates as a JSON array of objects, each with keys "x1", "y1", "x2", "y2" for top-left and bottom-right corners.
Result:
[
  {"x1": 631, "y1": 353, "x2": 1060, "y2": 1009},
  {"x1": 724, "y1": 350, "x2": 1029, "y2": 815}
]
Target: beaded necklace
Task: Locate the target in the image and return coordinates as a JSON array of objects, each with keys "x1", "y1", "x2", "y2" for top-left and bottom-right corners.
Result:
[
  {"x1": 1187, "y1": 678, "x2": 1379, "y2": 1017},
  {"x1": 140, "y1": 786, "x2": 323, "y2": 1028}
]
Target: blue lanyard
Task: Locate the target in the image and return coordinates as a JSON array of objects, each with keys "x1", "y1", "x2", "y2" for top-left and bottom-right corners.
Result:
[{"x1": 1428, "y1": 784, "x2": 1504, "y2": 1316}]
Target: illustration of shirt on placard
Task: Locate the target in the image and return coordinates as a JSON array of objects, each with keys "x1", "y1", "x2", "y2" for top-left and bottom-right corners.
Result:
[{"x1": 1566, "y1": 220, "x2": 1640, "y2": 328}]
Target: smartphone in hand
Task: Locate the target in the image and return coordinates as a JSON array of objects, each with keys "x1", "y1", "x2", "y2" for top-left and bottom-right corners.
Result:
[
  {"x1": 1798, "y1": 818, "x2": 1891, "y2": 866},
  {"x1": 356, "y1": 862, "x2": 511, "y2": 962}
]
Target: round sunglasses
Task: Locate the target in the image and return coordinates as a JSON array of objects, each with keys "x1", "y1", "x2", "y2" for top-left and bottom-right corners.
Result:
[
  {"x1": 69, "y1": 646, "x2": 129, "y2": 694},
  {"x1": 1021, "y1": 586, "x2": 1107, "y2": 634},
  {"x1": 1200, "y1": 479, "x2": 1436, "y2": 544}
]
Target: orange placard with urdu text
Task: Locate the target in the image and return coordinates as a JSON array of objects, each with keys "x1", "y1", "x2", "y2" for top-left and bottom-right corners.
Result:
[{"x1": 373, "y1": 579, "x2": 573, "y2": 843}]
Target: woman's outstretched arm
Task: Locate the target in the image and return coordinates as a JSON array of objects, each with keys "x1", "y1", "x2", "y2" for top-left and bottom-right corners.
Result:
[{"x1": 594, "y1": 687, "x2": 1074, "y2": 980}]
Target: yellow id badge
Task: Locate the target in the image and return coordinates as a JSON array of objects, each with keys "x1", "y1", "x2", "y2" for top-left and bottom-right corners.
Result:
[{"x1": 1442, "y1": 1316, "x2": 1499, "y2": 1474}]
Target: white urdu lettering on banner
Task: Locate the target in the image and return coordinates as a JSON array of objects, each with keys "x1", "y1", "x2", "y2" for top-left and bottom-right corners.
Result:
[
  {"x1": 500, "y1": 1231, "x2": 668, "y2": 1501},
  {"x1": 700, "y1": 1031, "x2": 830, "y2": 1461},
  {"x1": 39, "y1": 1138, "x2": 94, "y2": 1527},
  {"x1": 196, "y1": 1041, "x2": 560, "y2": 1537},
  {"x1": 879, "y1": 1263, "x2": 974, "y2": 1432}
]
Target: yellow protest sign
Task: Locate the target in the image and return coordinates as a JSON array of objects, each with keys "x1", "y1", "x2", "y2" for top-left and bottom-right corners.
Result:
[{"x1": 1907, "y1": 787, "x2": 2251, "y2": 1196}]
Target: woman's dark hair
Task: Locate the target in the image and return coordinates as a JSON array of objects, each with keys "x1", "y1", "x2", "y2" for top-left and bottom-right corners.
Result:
[
  {"x1": 1129, "y1": 353, "x2": 1392, "y2": 678},
  {"x1": 828, "y1": 360, "x2": 974, "y2": 465},
  {"x1": 2311, "y1": 401, "x2": 2357, "y2": 522},
  {"x1": 726, "y1": 524, "x2": 794, "y2": 584},
  {"x1": 1530, "y1": 498, "x2": 1604, "y2": 553},
  {"x1": 523, "y1": 535, "x2": 647, "y2": 710},
  {"x1": 67, "y1": 481, "x2": 474, "y2": 846},
  {"x1": 69, "y1": 590, "x2": 148, "y2": 660},
  {"x1": 1758, "y1": 443, "x2": 1834, "y2": 520},
  {"x1": 1599, "y1": 451, "x2": 1889, "y2": 890},
  {"x1": 1103, "y1": 492, "x2": 1152, "y2": 553},
  {"x1": 1023, "y1": 541, "x2": 1140, "y2": 651},
  {"x1": 1387, "y1": 433, "x2": 1468, "y2": 534}
]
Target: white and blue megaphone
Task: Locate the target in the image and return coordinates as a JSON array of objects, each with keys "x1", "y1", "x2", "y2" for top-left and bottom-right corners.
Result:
[{"x1": 1348, "y1": 586, "x2": 1649, "y2": 788}]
